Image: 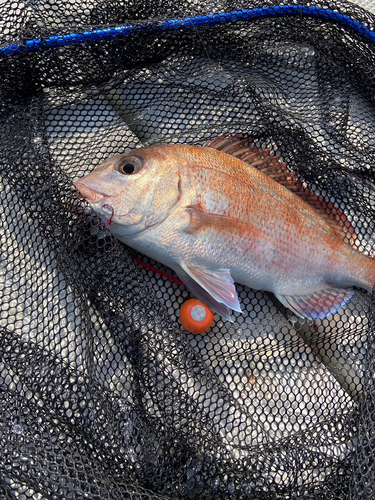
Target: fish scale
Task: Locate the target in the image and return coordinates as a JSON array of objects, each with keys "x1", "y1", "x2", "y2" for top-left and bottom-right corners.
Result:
[{"x1": 74, "y1": 136, "x2": 375, "y2": 321}]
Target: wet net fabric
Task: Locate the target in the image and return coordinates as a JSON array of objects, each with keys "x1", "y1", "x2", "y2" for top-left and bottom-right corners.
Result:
[{"x1": 1, "y1": 0, "x2": 375, "y2": 498}]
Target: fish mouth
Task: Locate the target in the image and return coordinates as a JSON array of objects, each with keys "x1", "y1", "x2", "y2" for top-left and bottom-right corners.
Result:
[{"x1": 74, "y1": 180, "x2": 104, "y2": 203}]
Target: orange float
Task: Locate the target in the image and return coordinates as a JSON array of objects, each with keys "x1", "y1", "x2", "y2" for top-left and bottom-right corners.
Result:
[{"x1": 179, "y1": 298, "x2": 214, "y2": 334}]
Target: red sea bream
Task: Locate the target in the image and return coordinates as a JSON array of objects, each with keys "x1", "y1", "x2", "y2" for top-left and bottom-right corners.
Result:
[{"x1": 74, "y1": 135, "x2": 375, "y2": 320}]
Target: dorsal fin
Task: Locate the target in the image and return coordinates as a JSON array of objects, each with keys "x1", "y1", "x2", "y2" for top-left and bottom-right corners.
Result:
[{"x1": 204, "y1": 134, "x2": 355, "y2": 243}]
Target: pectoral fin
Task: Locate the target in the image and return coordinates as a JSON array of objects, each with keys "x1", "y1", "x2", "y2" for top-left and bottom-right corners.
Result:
[
  {"x1": 186, "y1": 206, "x2": 250, "y2": 237},
  {"x1": 275, "y1": 287, "x2": 354, "y2": 320},
  {"x1": 175, "y1": 263, "x2": 242, "y2": 321}
]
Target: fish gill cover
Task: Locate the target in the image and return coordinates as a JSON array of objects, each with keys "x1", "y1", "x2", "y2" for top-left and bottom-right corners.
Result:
[{"x1": 1, "y1": 0, "x2": 375, "y2": 498}]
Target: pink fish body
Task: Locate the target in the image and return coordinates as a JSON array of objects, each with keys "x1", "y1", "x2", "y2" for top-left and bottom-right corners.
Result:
[{"x1": 74, "y1": 136, "x2": 375, "y2": 320}]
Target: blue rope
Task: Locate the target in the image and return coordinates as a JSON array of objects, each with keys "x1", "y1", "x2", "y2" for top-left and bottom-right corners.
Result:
[{"x1": 1, "y1": 5, "x2": 374, "y2": 58}]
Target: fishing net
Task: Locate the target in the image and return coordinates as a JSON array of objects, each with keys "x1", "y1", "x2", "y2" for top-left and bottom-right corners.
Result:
[{"x1": 1, "y1": 0, "x2": 375, "y2": 498}]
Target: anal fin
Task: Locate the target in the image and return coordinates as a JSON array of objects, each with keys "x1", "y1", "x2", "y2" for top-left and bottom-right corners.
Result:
[{"x1": 275, "y1": 287, "x2": 354, "y2": 320}]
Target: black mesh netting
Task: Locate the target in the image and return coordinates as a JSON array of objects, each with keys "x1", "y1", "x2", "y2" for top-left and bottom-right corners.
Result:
[{"x1": 2, "y1": 0, "x2": 375, "y2": 498}]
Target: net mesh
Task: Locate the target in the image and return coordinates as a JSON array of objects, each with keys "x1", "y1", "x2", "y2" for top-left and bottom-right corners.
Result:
[{"x1": 1, "y1": 0, "x2": 375, "y2": 498}]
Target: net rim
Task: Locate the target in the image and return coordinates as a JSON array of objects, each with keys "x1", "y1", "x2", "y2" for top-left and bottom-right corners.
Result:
[{"x1": 1, "y1": 3, "x2": 375, "y2": 58}]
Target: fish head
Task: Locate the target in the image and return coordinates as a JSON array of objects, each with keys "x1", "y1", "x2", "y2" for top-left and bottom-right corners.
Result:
[{"x1": 74, "y1": 146, "x2": 182, "y2": 237}]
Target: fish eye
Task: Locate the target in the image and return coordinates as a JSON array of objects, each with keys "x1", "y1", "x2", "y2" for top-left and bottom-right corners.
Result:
[{"x1": 116, "y1": 155, "x2": 143, "y2": 175}]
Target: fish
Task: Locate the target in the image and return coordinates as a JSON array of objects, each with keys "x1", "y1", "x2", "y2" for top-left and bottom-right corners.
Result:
[{"x1": 74, "y1": 134, "x2": 375, "y2": 321}]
